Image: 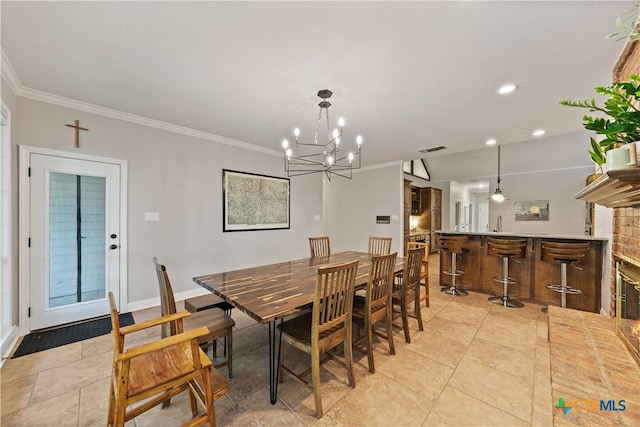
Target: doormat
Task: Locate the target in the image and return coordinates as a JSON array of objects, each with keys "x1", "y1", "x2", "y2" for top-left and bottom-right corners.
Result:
[{"x1": 11, "y1": 313, "x2": 134, "y2": 358}]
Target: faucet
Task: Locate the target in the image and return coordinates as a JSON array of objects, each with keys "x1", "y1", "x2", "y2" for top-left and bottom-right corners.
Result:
[{"x1": 494, "y1": 215, "x2": 502, "y2": 233}]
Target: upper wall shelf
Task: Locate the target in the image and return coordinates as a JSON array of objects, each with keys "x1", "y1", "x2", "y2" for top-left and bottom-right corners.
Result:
[{"x1": 575, "y1": 169, "x2": 640, "y2": 208}]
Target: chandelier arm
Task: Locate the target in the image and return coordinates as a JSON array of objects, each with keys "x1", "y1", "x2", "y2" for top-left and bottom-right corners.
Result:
[{"x1": 287, "y1": 158, "x2": 328, "y2": 166}]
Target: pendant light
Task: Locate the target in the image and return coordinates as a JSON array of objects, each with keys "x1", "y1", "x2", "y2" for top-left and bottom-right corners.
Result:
[{"x1": 490, "y1": 145, "x2": 507, "y2": 202}]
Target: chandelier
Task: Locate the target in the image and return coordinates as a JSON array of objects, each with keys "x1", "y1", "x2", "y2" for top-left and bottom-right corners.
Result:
[
  {"x1": 490, "y1": 145, "x2": 508, "y2": 202},
  {"x1": 281, "y1": 89, "x2": 362, "y2": 180}
]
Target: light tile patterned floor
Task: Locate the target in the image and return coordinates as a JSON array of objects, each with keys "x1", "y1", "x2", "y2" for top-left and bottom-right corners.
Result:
[{"x1": 0, "y1": 254, "x2": 628, "y2": 426}]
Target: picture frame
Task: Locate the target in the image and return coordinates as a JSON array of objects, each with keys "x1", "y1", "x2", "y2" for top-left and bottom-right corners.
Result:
[
  {"x1": 222, "y1": 169, "x2": 290, "y2": 232},
  {"x1": 515, "y1": 200, "x2": 549, "y2": 221}
]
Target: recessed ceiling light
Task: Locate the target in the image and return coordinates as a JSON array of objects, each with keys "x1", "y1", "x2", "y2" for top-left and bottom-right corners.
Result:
[
  {"x1": 497, "y1": 84, "x2": 518, "y2": 95},
  {"x1": 533, "y1": 129, "x2": 546, "y2": 137},
  {"x1": 486, "y1": 139, "x2": 497, "y2": 145}
]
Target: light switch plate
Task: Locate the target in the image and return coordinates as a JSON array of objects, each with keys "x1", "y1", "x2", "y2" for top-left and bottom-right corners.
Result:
[
  {"x1": 314, "y1": 215, "x2": 320, "y2": 221},
  {"x1": 145, "y1": 212, "x2": 160, "y2": 222},
  {"x1": 391, "y1": 214, "x2": 399, "y2": 221}
]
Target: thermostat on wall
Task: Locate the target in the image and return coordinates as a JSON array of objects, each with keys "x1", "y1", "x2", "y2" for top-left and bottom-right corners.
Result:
[{"x1": 376, "y1": 215, "x2": 391, "y2": 224}]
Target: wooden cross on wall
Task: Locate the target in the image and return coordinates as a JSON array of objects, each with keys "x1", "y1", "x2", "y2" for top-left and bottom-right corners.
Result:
[{"x1": 65, "y1": 120, "x2": 89, "y2": 147}]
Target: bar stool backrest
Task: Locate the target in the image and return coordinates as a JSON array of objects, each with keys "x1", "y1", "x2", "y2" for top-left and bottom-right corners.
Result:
[
  {"x1": 541, "y1": 241, "x2": 590, "y2": 265},
  {"x1": 487, "y1": 238, "x2": 527, "y2": 259},
  {"x1": 439, "y1": 236, "x2": 468, "y2": 254}
]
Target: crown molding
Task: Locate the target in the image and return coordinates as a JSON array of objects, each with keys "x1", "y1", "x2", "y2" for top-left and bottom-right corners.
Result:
[
  {"x1": 1, "y1": 49, "x2": 22, "y2": 95},
  {"x1": 1, "y1": 49, "x2": 280, "y2": 157}
]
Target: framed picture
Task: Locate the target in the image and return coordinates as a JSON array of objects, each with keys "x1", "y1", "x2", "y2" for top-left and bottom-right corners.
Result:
[
  {"x1": 515, "y1": 200, "x2": 549, "y2": 221},
  {"x1": 223, "y1": 169, "x2": 290, "y2": 232}
]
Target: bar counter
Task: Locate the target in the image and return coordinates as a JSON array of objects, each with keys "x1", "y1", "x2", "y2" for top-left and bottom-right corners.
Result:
[{"x1": 437, "y1": 231, "x2": 608, "y2": 313}]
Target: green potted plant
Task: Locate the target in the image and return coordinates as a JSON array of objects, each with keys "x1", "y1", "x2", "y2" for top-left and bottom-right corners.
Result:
[
  {"x1": 607, "y1": 0, "x2": 640, "y2": 42},
  {"x1": 560, "y1": 75, "x2": 640, "y2": 171}
]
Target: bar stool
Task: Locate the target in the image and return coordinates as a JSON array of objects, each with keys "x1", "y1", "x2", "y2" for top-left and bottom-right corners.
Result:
[
  {"x1": 439, "y1": 236, "x2": 468, "y2": 297},
  {"x1": 487, "y1": 238, "x2": 527, "y2": 308},
  {"x1": 541, "y1": 241, "x2": 590, "y2": 309}
]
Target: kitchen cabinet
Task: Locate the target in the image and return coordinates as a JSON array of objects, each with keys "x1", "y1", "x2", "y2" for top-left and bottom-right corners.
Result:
[
  {"x1": 410, "y1": 187, "x2": 421, "y2": 214},
  {"x1": 404, "y1": 180, "x2": 411, "y2": 251},
  {"x1": 423, "y1": 188, "x2": 442, "y2": 253}
]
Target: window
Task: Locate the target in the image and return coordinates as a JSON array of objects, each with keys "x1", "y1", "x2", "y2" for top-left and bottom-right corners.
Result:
[{"x1": 403, "y1": 159, "x2": 431, "y2": 181}]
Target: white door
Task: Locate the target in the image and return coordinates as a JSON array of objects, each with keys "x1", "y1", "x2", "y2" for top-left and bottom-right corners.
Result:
[
  {"x1": 28, "y1": 152, "x2": 122, "y2": 329},
  {"x1": 478, "y1": 202, "x2": 489, "y2": 232}
]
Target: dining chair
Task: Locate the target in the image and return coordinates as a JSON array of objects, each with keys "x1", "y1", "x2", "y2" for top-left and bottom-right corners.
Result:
[
  {"x1": 352, "y1": 252, "x2": 398, "y2": 374},
  {"x1": 106, "y1": 292, "x2": 227, "y2": 427},
  {"x1": 406, "y1": 241, "x2": 430, "y2": 308},
  {"x1": 392, "y1": 246, "x2": 425, "y2": 343},
  {"x1": 309, "y1": 236, "x2": 331, "y2": 257},
  {"x1": 154, "y1": 257, "x2": 234, "y2": 379},
  {"x1": 368, "y1": 236, "x2": 392, "y2": 255},
  {"x1": 278, "y1": 259, "x2": 359, "y2": 418}
]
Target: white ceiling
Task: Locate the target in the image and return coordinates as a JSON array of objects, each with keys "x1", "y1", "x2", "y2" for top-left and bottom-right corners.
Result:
[{"x1": 0, "y1": 1, "x2": 632, "y2": 176}]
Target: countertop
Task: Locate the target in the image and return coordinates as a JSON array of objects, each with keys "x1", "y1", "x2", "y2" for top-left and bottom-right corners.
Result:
[
  {"x1": 409, "y1": 229, "x2": 430, "y2": 237},
  {"x1": 436, "y1": 230, "x2": 608, "y2": 242}
]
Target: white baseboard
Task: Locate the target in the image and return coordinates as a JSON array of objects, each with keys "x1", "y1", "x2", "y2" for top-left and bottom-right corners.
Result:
[
  {"x1": 1, "y1": 326, "x2": 20, "y2": 367},
  {"x1": 126, "y1": 288, "x2": 211, "y2": 313}
]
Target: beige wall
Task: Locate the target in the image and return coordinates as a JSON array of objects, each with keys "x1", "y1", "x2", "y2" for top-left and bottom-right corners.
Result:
[
  {"x1": 325, "y1": 163, "x2": 404, "y2": 255},
  {"x1": 10, "y1": 93, "x2": 325, "y2": 308}
]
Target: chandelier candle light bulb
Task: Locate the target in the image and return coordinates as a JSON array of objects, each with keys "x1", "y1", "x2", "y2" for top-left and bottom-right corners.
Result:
[{"x1": 282, "y1": 89, "x2": 363, "y2": 180}]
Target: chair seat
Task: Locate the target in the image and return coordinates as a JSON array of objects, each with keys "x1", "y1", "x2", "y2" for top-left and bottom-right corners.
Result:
[
  {"x1": 185, "y1": 294, "x2": 234, "y2": 313},
  {"x1": 183, "y1": 309, "x2": 235, "y2": 345},
  {"x1": 352, "y1": 295, "x2": 386, "y2": 319},
  {"x1": 279, "y1": 312, "x2": 345, "y2": 343}
]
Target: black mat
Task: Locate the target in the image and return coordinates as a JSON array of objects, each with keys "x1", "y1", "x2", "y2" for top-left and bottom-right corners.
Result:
[{"x1": 12, "y1": 313, "x2": 134, "y2": 358}]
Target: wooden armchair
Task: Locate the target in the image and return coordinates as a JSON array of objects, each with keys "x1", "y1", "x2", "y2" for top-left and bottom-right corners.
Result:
[
  {"x1": 309, "y1": 236, "x2": 331, "y2": 257},
  {"x1": 106, "y1": 292, "x2": 227, "y2": 427},
  {"x1": 406, "y1": 241, "x2": 430, "y2": 308},
  {"x1": 368, "y1": 236, "x2": 392, "y2": 255},
  {"x1": 278, "y1": 260, "x2": 359, "y2": 418},
  {"x1": 352, "y1": 252, "x2": 397, "y2": 374},
  {"x1": 154, "y1": 257, "x2": 234, "y2": 378},
  {"x1": 392, "y1": 246, "x2": 425, "y2": 343}
]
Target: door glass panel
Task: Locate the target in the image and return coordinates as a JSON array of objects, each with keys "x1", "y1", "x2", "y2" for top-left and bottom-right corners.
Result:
[{"x1": 49, "y1": 173, "x2": 106, "y2": 308}]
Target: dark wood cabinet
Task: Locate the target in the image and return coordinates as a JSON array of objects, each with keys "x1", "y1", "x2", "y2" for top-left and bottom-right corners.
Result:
[
  {"x1": 423, "y1": 188, "x2": 442, "y2": 253},
  {"x1": 404, "y1": 180, "x2": 411, "y2": 250}
]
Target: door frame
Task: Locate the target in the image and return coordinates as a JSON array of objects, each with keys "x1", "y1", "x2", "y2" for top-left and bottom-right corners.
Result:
[{"x1": 18, "y1": 145, "x2": 128, "y2": 335}]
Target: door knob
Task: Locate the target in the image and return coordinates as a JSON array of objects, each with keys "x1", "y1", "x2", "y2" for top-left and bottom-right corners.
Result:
[{"x1": 109, "y1": 244, "x2": 118, "y2": 250}]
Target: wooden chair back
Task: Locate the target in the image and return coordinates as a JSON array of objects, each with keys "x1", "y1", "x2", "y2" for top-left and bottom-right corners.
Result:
[
  {"x1": 368, "y1": 236, "x2": 392, "y2": 255},
  {"x1": 406, "y1": 241, "x2": 429, "y2": 307},
  {"x1": 314, "y1": 260, "x2": 359, "y2": 335},
  {"x1": 366, "y1": 252, "x2": 398, "y2": 313},
  {"x1": 309, "y1": 236, "x2": 331, "y2": 257},
  {"x1": 487, "y1": 238, "x2": 527, "y2": 259},
  {"x1": 401, "y1": 246, "x2": 426, "y2": 304},
  {"x1": 153, "y1": 257, "x2": 182, "y2": 338}
]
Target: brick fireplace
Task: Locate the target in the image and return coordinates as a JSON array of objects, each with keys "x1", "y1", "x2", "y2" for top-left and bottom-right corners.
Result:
[{"x1": 610, "y1": 44, "x2": 640, "y2": 363}]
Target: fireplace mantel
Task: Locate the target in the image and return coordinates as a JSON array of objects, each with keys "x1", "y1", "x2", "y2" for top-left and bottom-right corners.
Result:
[{"x1": 575, "y1": 169, "x2": 640, "y2": 208}]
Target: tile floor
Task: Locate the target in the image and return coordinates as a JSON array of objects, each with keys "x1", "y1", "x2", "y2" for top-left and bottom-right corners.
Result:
[{"x1": 0, "y1": 255, "x2": 609, "y2": 426}]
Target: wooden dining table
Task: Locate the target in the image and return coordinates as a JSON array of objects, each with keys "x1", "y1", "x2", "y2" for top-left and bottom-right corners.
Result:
[{"x1": 193, "y1": 250, "x2": 405, "y2": 404}]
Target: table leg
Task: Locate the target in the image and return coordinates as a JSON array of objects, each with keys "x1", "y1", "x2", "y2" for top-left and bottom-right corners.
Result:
[{"x1": 268, "y1": 319, "x2": 283, "y2": 404}]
